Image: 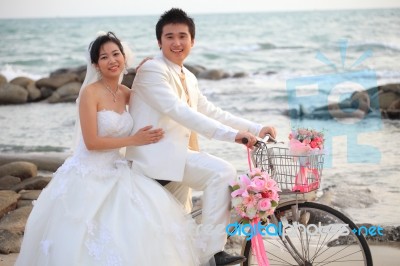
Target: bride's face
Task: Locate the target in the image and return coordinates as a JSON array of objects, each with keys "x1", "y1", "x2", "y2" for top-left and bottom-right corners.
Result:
[{"x1": 96, "y1": 41, "x2": 125, "y2": 79}]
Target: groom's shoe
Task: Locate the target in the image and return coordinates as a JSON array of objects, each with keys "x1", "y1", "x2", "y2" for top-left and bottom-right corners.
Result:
[{"x1": 214, "y1": 251, "x2": 246, "y2": 265}]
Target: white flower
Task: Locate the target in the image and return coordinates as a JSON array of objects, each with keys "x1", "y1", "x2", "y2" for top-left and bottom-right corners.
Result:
[{"x1": 232, "y1": 197, "x2": 243, "y2": 207}]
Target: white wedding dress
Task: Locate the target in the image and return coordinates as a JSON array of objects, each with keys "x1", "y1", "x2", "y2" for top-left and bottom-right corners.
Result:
[{"x1": 16, "y1": 110, "x2": 203, "y2": 266}]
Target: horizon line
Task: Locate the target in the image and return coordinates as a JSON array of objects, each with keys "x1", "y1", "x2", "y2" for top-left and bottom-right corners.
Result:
[{"x1": 1, "y1": 6, "x2": 399, "y2": 20}]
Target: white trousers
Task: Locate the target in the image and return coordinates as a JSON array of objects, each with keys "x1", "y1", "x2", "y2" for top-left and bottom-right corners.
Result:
[{"x1": 165, "y1": 150, "x2": 236, "y2": 258}]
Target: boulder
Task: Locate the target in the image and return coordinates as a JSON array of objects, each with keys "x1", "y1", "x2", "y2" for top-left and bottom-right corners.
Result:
[
  {"x1": 50, "y1": 65, "x2": 86, "y2": 78},
  {"x1": 0, "y1": 84, "x2": 28, "y2": 104},
  {"x1": 26, "y1": 82, "x2": 41, "y2": 101},
  {"x1": 40, "y1": 87, "x2": 54, "y2": 99},
  {"x1": 11, "y1": 176, "x2": 51, "y2": 192},
  {"x1": 0, "y1": 162, "x2": 37, "y2": 180},
  {"x1": 0, "y1": 74, "x2": 7, "y2": 87},
  {"x1": 0, "y1": 153, "x2": 67, "y2": 172},
  {"x1": 121, "y1": 69, "x2": 136, "y2": 88},
  {"x1": 9, "y1": 77, "x2": 34, "y2": 88},
  {"x1": 198, "y1": 69, "x2": 229, "y2": 80},
  {"x1": 0, "y1": 229, "x2": 22, "y2": 254},
  {"x1": 0, "y1": 176, "x2": 21, "y2": 190},
  {"x1": 0, "y1": 191, "x2": 20, "y2": 219},
  {"x1": 36, "y1": 72, "x2": 79, "y2": 89},
  {"x1": 184, "y1": 64, "x2": 206, "y2": 77},
  {"x1": 232, "y1": 72, "x2": 248, "y2": 78},
  {"x1": 18, "y1": 190, "x2": 41, "y2": 200},
  {"x1": 371, "y1": 91, "x2": 400, "y2": 110},
  {"x1": 0, "y1": 205, "x2": 33, "y2": 234},
  {"x1": 46, "y1": 82, "x2": 81, "y2": 103}
]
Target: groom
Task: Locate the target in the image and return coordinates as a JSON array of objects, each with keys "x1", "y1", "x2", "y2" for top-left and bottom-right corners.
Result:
[{"x1": 126, "y1": 8, "x2": 276, "y2": 265}]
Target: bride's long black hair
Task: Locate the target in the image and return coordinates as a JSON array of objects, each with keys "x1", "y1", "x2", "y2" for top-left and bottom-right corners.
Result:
[{"x1": 89, "y1": 32, "x2": 126, "y2": 65}]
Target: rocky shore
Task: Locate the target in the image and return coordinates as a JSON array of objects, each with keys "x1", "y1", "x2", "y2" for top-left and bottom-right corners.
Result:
[
  {"x1": 0, "y1": 64, "x2": 243, "y2": 105},
  {"x1": 0, "y1": 154, "x2": 399, "y2": 259}
]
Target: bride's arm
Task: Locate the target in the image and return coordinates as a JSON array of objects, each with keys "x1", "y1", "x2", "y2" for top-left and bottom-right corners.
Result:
[{"x1": 79, "y1": 85, "x2": 164, "y2": 151}]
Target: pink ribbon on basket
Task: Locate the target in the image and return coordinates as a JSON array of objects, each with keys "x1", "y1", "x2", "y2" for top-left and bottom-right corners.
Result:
[
  {"x1": 293, "y1": 166, "x2": 320, "y2": 192},
  {"x1": 251, "y1": 217, "x2": 270, "y2": 266}
]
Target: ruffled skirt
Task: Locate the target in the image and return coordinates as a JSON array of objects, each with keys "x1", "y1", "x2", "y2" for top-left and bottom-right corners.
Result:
[{"x1": 16, "y1": 158, "x2": 205, "y2": 266}]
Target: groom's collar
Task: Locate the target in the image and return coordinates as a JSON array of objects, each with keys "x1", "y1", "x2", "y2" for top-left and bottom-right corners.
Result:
[{"x1": 159, "y1": 53, "x2": 186, "y2": 75}]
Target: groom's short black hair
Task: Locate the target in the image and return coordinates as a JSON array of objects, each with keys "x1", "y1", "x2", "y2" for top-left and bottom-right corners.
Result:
[{"x1": 156, "y1": 8, "x2": 195, "y2": 42}]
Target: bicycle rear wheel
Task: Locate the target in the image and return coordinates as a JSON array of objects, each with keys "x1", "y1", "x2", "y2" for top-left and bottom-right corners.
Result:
[{"x1": 242, "y1": 202, "x2": 372, "y2": 266}]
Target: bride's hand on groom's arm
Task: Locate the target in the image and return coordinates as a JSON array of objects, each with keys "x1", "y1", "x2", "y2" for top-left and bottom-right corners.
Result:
[
  {"x1": 135, "y1": 57, "x2": 153, "y2": 72},
  {"x1": 131, "y1": 125, "x2": 164, "y2": 146}
]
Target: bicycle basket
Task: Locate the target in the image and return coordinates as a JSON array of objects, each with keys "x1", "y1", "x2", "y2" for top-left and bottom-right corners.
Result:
[{"x1": 252, "y1": 142, "x2": 324, "y2": 194}]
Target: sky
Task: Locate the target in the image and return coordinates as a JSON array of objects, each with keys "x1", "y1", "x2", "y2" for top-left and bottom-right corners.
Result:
[{"x1": 1, "y1": 0, "x2": 400, "y2": 19}]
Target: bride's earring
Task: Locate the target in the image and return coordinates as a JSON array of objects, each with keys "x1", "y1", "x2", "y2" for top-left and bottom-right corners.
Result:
[
  {"x1": 96, "y1": 68, "x2": 102, "y2": 79},
  {"x1": 123, "y1": 62, "x2": 128, "y2": 75}
]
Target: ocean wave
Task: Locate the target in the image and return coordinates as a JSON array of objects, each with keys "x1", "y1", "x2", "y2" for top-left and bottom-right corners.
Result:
[
  {"x1": 0, "y1": 64, "x2": 43, "y2": 81},
  {"x1": 349, "y1": 41, "x2": 400, "y2": 53}
]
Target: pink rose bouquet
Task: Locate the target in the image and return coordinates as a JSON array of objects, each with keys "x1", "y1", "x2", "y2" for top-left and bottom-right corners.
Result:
[
  {"x1": 229, "y1": 168, "x2": 280, "y2": 223},
  {"x1": 230, "y1": 168, "x2": 280, "y2": 266},
  {"x1": 288, "y1": 128, "x2": 324, "y2": 192}
]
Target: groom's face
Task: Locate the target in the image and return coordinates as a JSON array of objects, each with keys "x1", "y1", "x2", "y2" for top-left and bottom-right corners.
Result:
[{"x1": 158, "y1": 23, "x2": 194, "y2": 67}]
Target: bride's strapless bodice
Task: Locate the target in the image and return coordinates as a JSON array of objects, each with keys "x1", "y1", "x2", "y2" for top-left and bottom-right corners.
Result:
[{"x1": 65, "y1": 110, "x2": 134, "y2": 172}]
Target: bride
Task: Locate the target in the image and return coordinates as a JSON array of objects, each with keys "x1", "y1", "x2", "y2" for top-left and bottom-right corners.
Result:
[{"x1": 16, "y1": 32, "x2": 208, "y2": 266}]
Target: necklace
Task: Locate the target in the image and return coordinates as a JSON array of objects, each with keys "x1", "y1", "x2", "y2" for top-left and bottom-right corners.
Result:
[{"x1": 103, "y1": 80, "x2": 119, "y2": 102}]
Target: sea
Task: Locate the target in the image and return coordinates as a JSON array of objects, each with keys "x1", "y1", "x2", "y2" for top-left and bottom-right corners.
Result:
[{"x1": 1, "y1": 9, "x2": 400, "y2": 226}]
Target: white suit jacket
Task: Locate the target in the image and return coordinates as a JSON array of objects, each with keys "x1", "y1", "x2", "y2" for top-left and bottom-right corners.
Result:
[{"x1": 125, "y1": 55, "x2": 261, "y2": 181}]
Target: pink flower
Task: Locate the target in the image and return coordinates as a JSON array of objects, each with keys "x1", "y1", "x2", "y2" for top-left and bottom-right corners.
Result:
[
  {"x1": 310, "y1": 140, "x2": 318, "y2": 149},
  {"x1": 257, "y1": 198, "x2": 272, "y2": 211},
  {"x1": 249, "y1": 177, "x2": 266, "y2": 192},
  {"x1": 243, "y1": 195, "x2": 256, "y2": 208}
]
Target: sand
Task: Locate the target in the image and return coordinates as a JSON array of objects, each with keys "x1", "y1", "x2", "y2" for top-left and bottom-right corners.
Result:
[{"x1": 1, "y1": 243, "x2": 399, "y2": 266}]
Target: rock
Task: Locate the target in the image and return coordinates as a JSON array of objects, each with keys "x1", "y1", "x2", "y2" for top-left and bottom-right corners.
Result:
[
  {"x1": 184, "y1": 64, "x2": 206, "y2": 77},
  {"x1": 17, "y1": 200, "x2": 33, "y2": 208},
  {"x1": 0, "y1": 191, "x2": 20, "y2": 219},
  {"x1": 11, "y1": 176, "x2": 51, "y2": 192},
  {"x1": 0, "y1": 206, "x2": 33, "y2": 234},
  {"x1": 0, "y1": 75, "x2": 7, "y2": 87},
  {"x1": 40, "y1": 87, "x2": 54, "y2": 99},
  {"x1": 379, "y1": 83, "x2": 400, "y2": 94},
  {"x1": 371, "y1": 91, "x2": 399, "y2": 109},
  {"x1": 0, "y1": 176, "x2": 21, "y2": 190},
  {"x1": 0, "y1": 84, "x2": 28, "y2": 104},
  {"x1": 36, "y1": 73, "x2": 79, "y2": 89},
  {"x1": 0, "y1": 229, "x2": 22, "y2": 254},
  {"x1": 18, "y1": 190, "x2": 41, "y2": 200},
  {"x1": 26, "y1": 82, "x2": 41, "y2": 101},
  {"x1": 0, "y1": 153, "x2": 67, "y2": 172},
  {"x1": 232, "y1": 72, "x2": 248, "y2": 78},
  {"x1": 0, "y1": 162, "x2": 37, "y2": 180},
  {"x1": 50, "y1": 65, "x2": 86, "y2": 78},
  {"x1": 9, "y1": 77, "x2": 34, "y2": 88},
  {"x1": 46, "y1": 82, "x2": 81, "y2": 103},
  {"x1": 121, "y1": 68, "x2": 136, "y2": 88},
  {"x1": 198, "y1": 69, "x2": 229, "y2": 80}
]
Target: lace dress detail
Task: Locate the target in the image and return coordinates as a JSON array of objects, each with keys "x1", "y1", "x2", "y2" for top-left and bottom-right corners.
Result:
[{"x1": 16, "y1": 110, "x2": 203, "y2": 266}]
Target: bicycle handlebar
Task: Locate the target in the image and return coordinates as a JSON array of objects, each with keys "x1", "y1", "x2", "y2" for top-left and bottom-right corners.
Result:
[{"x1": 241, "y1": 134, "x2": 278, "y2": 146}]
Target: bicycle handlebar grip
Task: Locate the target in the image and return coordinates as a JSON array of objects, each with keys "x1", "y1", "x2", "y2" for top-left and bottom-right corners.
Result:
[{"x1": 241, "y1": 138, "x2": 249, "y2": 144}]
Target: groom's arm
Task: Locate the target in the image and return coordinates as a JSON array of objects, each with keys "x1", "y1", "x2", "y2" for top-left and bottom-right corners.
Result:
[
  {"x1": 133, "y1": 60, "x2": 238, "y2": 141},
  {"x1": 195, "y1": 84, "x2": 262, "y2": 136}
]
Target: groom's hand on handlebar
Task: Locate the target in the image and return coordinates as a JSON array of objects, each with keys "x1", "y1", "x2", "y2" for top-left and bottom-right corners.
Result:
[
  {"x1": 259, "y1": 126, "x2": 277, "y2": 139},
  {"x1": 235, "y1": 131, "x2": 257, "y2": 149}
]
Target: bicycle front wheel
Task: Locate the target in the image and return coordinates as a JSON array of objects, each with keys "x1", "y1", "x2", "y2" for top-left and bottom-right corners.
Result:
[{"x1": 242, "y1": 202, "x2": 372, "y2": 266}]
